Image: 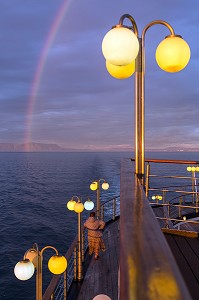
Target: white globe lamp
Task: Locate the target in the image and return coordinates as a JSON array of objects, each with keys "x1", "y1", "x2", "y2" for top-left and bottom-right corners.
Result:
[{"x1": 14, "y1": 259, "x2": 35, "y2": 281}]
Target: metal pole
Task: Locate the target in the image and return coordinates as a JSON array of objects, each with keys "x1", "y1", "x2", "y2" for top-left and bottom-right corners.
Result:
[
  {"x1": 135, "y1": 37, "x2": 145, "y2": 185},
  {"x1": 64, "y1": 270, "x2": 67, "y2": 300},
  {"x1": 77, "y1": 212, "x2": 83, "y2": 281},
  {"x1": 36, "y1": 253, "x2": 42, "y2": 300},
  {"x1": 145, "y1": 163, "x2": 150, "y2": 197},
  {"x1": 73, "y1": 247, "x2": 77, "y2": 280},
  {"x1": 96, "y1": 181, "x2": 100, "y2": 219}
]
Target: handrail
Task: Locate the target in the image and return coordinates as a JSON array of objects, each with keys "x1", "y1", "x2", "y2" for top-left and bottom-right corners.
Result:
[
  {"x1": 131, "y1": 158, "x2": 199, "y2": 164},
  {"x1": 120, "y1": 158, "x2": 191, "y2": 300},
  {"x1": 42, "y1": 235, "x2": 78, "y2": 300}
]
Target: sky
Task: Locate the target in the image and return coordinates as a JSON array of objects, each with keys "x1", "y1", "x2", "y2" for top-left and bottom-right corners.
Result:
[{"x1": 0, "y1": 0, "x2": 199, "y2": 152}]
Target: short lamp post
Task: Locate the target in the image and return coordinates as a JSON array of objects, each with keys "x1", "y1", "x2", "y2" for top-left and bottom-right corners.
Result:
[
  {"x1": 90, "y1": 179, "x2": 109, "y2": 219},
  {"x1": 187, "y1": 166, "x2": 199, "y2": 206},
  {"x1": 66, "y1": 195, "x2": 94, "y2": 280},
  {"x1": 102, "y1": 14, "x2": 190, "y2": 185},
  {"x1": 152, "y1": 194, "x2": 163, "y2": 204},
  {"x1": 14, "y1": 243, "x2": 67, "y2": 300}
]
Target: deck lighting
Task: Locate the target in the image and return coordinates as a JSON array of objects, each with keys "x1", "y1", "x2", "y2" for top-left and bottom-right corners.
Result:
[
  {"x1": 102, "y1": 26, "x2": 139, "y2": 66},
  {"x1": 93, "y1": 295, "x2": 111, "y2": 300},
  {"x1": 152, "y1": 195, "x2": 163, "y2": 202},
  {"x1": 106, "y1": 60, "x2": 135, "y2": 79},
  {"x1": 90, "y1": 179, "x2": 109, "y2": 218},
  {"x1": 66, "y1": 195, "x2": 86, "y2": 281},
  {"x1": 48, "y1": 255, "x2": 67, "y2": 274},
  {"x1": 186, "y1": 166, "x2": 198, "y2": 203},
  {"x1": 14, "y1": 243, "x2": 67, "y2": 300},
  {"x1": 74, "y1": 201, "x2": 84, "y2": 213},
  {"x1": 67, "y1": 198, "x2": 76, "y2": 211},
  {"x1": 84, "y1": 198, "x2": 95, "y2": 210},
  {"x1": 102, "y1": 182, "x2": 109, "y2": 190},
  {"x1": 102, "y1": 14, "x2": 190, "y2": 183},
  {"x1": 14, "y1": 259, "x2": 35, "y2": 280},
  {"x1": 90, "y1": 181, "x2": 98, "y2": 191},
  {"x1": 187, "y1": 166, "x2": 199, "y2": 172},
  {"x1": 25, "y1": 248, "x2": 38, "y2": 267},
  {"x1": 156, "y1": 36, "x2": 190, "y2": 72}
]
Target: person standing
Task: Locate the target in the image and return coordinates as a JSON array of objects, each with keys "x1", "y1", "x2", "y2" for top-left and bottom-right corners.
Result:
[{"x1": 84, "y1": 212, "x2": 106, "y2": 260}]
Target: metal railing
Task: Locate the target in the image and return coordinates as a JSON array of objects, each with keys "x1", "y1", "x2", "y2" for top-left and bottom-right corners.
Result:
[
  {"x1": 143, "y1": 158, "x2": 199, "y2": 231},
  {"x1": 42, "y1": 195, "x2": 120, "y2": 300}
]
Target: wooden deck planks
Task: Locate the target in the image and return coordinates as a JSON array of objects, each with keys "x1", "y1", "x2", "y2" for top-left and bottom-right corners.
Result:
[
  {"x1": 165, "y1": 234, "x2": 199, "y2": 300},
  {"x1": 77, "y1": 219, "x2": 119, "y2": 300}
]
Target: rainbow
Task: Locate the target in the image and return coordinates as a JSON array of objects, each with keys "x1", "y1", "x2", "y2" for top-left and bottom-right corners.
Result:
[{"x1": 24, "y1": 0, "x2": 73, "y2": 151}]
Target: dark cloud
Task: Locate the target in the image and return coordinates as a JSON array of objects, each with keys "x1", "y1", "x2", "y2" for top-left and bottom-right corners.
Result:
[{"x1": 0, "y1": 0, "x2": 198, "y2": 151}]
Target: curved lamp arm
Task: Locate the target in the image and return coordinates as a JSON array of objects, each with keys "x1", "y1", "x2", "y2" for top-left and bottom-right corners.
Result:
[
  {"x1": 141, "y1": 20, "x2": 175, "y2": 44},
  {"x1": 71, "y1": 195, "x2": 81, "y2": 202},
  {"x1": 118, "y1": 14, "x2": 139, "y2": 36}
]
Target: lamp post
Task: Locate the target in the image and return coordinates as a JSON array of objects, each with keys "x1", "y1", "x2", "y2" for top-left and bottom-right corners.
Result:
[
  {"x1": 90, "y1": 179, "x2": 109, "y2": 219},
  {"x1": 187, "y1": 166, "x2": 199, "y2": 206},
  {"x1": 152, "y1": 194, "x2": 163, "y2": 204},
  {"x1": 14, "y1": 243, "x2": 67, "y2": 300},
  {"x1": 102, "y1": 14, "x2": 190, "y2": 185},
  {"x1": 66, "y1": 195, "x2": 94, "y2": 281}
]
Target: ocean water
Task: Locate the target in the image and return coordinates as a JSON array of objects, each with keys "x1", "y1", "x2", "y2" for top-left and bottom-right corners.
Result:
[{"x1": 0, "y1": 151, "x2": 198, "y2": 300}]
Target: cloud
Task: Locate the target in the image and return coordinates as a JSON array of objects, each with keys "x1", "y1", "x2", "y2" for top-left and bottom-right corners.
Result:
[{"x1": 0, "y1": 0, "x2": 198, "y2": 151}]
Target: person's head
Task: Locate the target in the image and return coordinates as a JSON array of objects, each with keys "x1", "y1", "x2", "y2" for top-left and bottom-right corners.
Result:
[{"x1": 90, "y1": 212, "x2": 95, "y2": 218}]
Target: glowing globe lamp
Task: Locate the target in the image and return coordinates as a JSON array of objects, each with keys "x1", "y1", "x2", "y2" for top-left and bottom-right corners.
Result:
[
  {"x1": 90, "y1": 181, "x2": 98, "y2": 191},
  {"x1": 196, "y1": 167, "x2": 199, "y2": 172},
  {"x1": 156, "y1": 35, "x2": 190, "y2": 72},
  {"x1": 93, "y1": 295, "x2": 111, "y2": 300},
  {"x1": 74, "y1": 202, "x2": 84, "y2": 213},
  {"x1": 14, "y1": 259, "x2": 35, "y2": 280},
  {"x1": 25, "y1": 249, "x2": 38, "y2": 267},
  {"x1": 106, "y1": 60, "x2": 135, "y2": 79},
  {"x1": 102, "y1": 182, "x2": 109, "y2": 190},
  {"x1": 191, "y1": 167, "x2": 196, "y2": 172},
  {"x1": 67, "y1": 199, "x2": 76, "y2": 211},
  {"x1": 102, "y1": 26, "x2": 139, "y2": 66},
  {"x1": 48, "y1": 255, "x2": 67, "y2": 274},
  {"x1": 152, "y1": 195, "x2": 156, "y2": 200},
  {"x1": 187, "y1": 166, "x2": 192, "y2": 172},
  {"x1": 84, "y1": 199, "x2": 94, "y2": 211}
]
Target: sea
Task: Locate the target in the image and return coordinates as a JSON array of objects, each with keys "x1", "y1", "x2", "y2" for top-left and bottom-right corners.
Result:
[{"x1": 0, "y1": 151, "x2": 198, "y2": 300}]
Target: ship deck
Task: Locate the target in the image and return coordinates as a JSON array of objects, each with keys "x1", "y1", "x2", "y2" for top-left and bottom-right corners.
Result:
[
  {"x1": 67, "y1": 205, "x2": 199, "y2": 300},
  {"x1": 68, "y1": 219, "x2": 119, "y2": 300}
]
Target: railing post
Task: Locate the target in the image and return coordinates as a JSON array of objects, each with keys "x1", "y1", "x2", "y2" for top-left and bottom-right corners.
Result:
[
  {"x1": 64, "y1": 270, "x2": 67, "y2": 300},
  {"x1": 101, "y1": 205, "x2": 104, "y2": 221},
  {"x1": 179, "y1": 197, "x2": 182, "y2": 218},
  {"x1": 196, "y1": 193, "x2": 199, "y2": 213},
  {"x1": 192, "y1": 171, "x2": 195, "y2": 203},
  {"x1": 113, "y1": 198, "x2": 116, "y2": 221},
  {"x1": 145, "y1": 162, "x2": 150, "y2": 197},
  {"x1": 163, "y1": 189, "x2": 166, "y2": 204},
  {"x1": 73, "y1": 247, "x2": 77, "y2": 281},
  {"x1": 82, "y1": 231, "x2": 84, "y2": 263},
  {"x1": 167, "y1": 203, "x2": 170, "y2": 217}
]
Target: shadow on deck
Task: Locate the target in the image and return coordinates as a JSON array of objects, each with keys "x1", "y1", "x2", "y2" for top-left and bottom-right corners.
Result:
[{"x1": 67, "y1": 219, "x2": 119, "y2": 300}]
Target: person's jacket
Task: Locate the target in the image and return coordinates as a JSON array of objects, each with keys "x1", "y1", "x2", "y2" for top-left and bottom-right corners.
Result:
[{"x1": 84, "y1": 217, "x2": 105, "y2": 238}]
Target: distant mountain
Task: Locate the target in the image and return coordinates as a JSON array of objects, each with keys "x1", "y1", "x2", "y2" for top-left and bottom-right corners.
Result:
[{"x1": 0, "y1": 143, "x2": 66, "y2": 152}]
